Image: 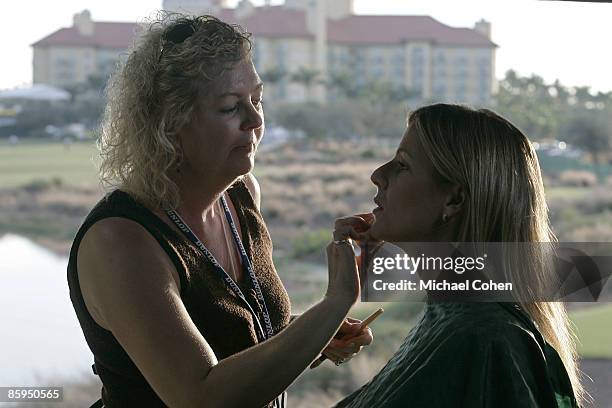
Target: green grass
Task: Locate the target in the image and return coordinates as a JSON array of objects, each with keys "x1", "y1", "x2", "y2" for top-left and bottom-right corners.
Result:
[
  {"x1": 0, "y1": 139, "x2": 99, "y2": 188},
  {"x1": 545, "y1": 186, "x2": 592, "y2": 201},
  {"x1": 1, "y1": 140, "x2": 610, "y2": 360},
  {"x1": 539, "y1": 154, "x2": 612, "y2": 181},
  {"x1": 570, "y1": 303, "x2": 612, "y2": 358}
]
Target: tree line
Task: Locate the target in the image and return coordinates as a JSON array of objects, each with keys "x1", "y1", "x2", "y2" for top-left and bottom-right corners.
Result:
[{"x1": 3, "y1": 69, "x2": 610, "y2": 168}]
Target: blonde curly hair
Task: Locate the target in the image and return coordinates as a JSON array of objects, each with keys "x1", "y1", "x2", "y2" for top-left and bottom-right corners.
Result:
[{"x1": 98, "y1": 12, "x2": 252, "y2": 210}]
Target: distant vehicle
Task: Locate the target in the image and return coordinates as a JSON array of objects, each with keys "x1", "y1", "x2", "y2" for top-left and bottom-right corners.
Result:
[
  {"x1": 533, "y1": 140, "x2": 583, "y2": 159},
  {"x1": 45, "y1": 123, "x2": 89, "y2": 141}
]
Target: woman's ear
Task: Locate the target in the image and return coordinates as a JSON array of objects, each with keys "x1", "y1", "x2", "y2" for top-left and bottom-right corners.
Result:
[{"x1": 443, "y1": 184, "x2": 465, "y2": 219}]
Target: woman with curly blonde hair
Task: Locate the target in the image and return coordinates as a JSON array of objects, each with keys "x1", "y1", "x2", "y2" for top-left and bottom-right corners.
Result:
[{"x1": 67, "y1": 13, "x2": 372, "y2": 408}]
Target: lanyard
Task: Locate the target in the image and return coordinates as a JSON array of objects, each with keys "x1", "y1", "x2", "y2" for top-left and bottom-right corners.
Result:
[
  {"x1": 166, "y1": 195, "x2": 274, "y2": 341},
  {"x1": 166, "y1": 195, "x2": 285, "y2": 408}
]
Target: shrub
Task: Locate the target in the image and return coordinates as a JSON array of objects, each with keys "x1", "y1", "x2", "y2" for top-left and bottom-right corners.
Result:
[
  {"x1": 559, "y1": 170, "x2": 597, "y2": 187},
  {"x1": 291, "y1": 229, "x2": 330, "y2": 258},
  {"x1": 270, "y1": 100, "x2": 407, "y2": 140}
]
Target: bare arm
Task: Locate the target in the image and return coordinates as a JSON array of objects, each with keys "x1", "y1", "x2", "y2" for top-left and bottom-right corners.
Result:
[{"x1": 78, "y1": 217, "x2": 357, "y2": 408}]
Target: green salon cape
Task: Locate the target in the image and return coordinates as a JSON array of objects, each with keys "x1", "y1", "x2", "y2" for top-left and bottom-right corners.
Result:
[{"x1": 335, "y1": 303, "x2": 578, "y2": 408}]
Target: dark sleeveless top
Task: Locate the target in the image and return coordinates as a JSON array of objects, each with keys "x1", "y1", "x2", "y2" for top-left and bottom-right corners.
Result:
[{"x1": 67, "y1": 179, "x2": 292, "y2": 407}]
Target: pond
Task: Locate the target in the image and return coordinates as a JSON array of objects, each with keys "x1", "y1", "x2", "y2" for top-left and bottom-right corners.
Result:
[{"x1": 0, "y1": 234, "x2": 93, "y2": 386}]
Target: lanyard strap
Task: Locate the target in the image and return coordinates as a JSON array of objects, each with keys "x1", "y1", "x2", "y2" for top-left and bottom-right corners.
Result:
[
  {"x1": 165, "y1": 196, "x2": 274, "y2": 341},
  {"x1": 166, "y1": 196, "x2": 285, "y2": 408},
  {"x1": 219, "y1": 195, "x2": 275, "y2": 339}
]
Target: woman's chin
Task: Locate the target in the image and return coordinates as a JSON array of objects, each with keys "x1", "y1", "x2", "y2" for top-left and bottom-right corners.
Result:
[
  {"x1": 367, "y1": 223, "x2": 385, "y2": 242},
  {"x1": 232, "y1": 158, "x2": 255, "y2": 176}
]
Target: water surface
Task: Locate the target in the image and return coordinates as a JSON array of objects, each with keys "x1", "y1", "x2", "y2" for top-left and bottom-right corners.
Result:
[{"x1": 0, "y1": 234, "x2": 93, "y2": 386}]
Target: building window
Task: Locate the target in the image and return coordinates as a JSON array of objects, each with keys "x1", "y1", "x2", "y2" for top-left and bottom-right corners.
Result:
[
  {"x1": 454, "y1": 54, "x2": 468, "y2": 66},
  {"x1": 411, "y1": 46, "x2": 424, "y2": 59},
  {"x1": 434, "y1": 82, "x2": 446, "y2": 97},
  {"x1": 371, "y1": 66, "x2": 384, "y2": 77},
  {"x1": 477, "y1": 56, "x2": 490, "y2": 66},
  {"x1": 433, "y1": 64, "x2": 446, "y2": 80},
  {"x1": 434, "y1": 50, "x2": 446, "y2": 64},
  {"x1": 393, "y1": 64, "x2": 404, "y2": 80},
  {"x1": 454, "y1": 68, "x2": 469, "y2": 81},
  {"x1": 351, "y1": 47, "x2": 366, "y2": 63},
  {"x1": 55, "y1": 57, "x2": 75, "y2": 68},
  {"x1": 392, "y1": 50, "x2": 405, "y2": 64},
  {"x1": 327, "y1": 49, "x2": 335, "y2": 67},
  {"x1": 411, "y1": 46, "x2": 425, "y2": 91},
  {"x1": 276, "y1": 42, "x2": 287, "y2": 70},
  {"x1": 252, "y1": 45, "x2": 261, "y2": 69},
  {"x1": 369, "y1": 47, "x2": 385, "y2": 65},
  {"x1": 56, "y1": 71, "x2": 75, "y2": 81}
]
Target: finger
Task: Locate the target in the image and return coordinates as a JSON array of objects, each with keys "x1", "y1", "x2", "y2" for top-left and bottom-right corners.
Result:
[
  {"x1": 328, "y1": 338, "x2": 346, "y2": 348},
  {"x1": 347, "y1": 330, "x2": 374, "y2": 347},
  {"x1": 335, "y1": 216, "x2": 371, "y2": 232},
  {"x1": 354, "y1": 213, "x2": 375, "y2": 225},
  {"x1": 322, "y1": 348, "x2": 345, "y2": 363},
  {"x1": 335, "y1": 327, "x2": 373, "y2": 345},
  {"x1": 329, "y1": 333, "x2": 364, "y2": 350},
  {"x1": 326, "y1": 346, "x2": 356, "y2": 360},
  {"x1": 331, "y1": 343, "x2": 362, "y2": 355},
  {"x1": 338, "y1": 351, "x2": 357, "y2": 359},
  {"x1": 332, "y1": 239, "x2": 358, "y2": 260},
  {"x1": 338, "y1": 318, "x2": 362, "y2": 329},
  {"x1": 333, "y1": 226, "x2": 362, "y2": 242},
  {"x1": 335, "y1": 322, "x2": 363, "y2": 337}
]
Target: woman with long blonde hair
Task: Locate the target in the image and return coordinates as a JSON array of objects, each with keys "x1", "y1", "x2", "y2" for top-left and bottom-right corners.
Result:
[{"x1": 333, "y1": 104, "x2": 581, "y2": 407}]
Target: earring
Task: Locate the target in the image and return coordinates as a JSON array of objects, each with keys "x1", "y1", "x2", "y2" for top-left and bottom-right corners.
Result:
[{"x1": 442, "y1": 214, "x2": 449, "y2": 223}]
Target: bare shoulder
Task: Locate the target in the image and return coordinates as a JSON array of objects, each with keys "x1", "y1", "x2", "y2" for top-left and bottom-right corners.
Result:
[
  {"x1": 78, "y1": 217, "x2": 182, "y2": 297},
  {"x1": 241, "y1": 172, "x2": 261, "y2": 210},
  {"x1": 76, "y1": 217, "x2": 218, "y2": 406}
]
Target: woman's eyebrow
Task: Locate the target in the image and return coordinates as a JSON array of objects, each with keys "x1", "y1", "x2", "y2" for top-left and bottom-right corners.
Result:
[
  {"x1": 396, "y1": 148, "x2": 413, "y2": 160},
  {"x1": 218, "y1": 82, "x2": 264, "y2": 98}
]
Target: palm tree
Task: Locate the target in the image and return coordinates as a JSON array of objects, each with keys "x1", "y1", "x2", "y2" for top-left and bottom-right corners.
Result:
[
  {"x1": 290, "y1": 67, "x2": 320, "y2": 100},
  {"x1": 326, "y1": 71, "x2": 358, "y2": 99},
  {"x1": 260, "y1": 68, "x2": 287, "y2": 100},
  {"x1": 565, "y1": 108, "x2": 611, "y2": 181}
]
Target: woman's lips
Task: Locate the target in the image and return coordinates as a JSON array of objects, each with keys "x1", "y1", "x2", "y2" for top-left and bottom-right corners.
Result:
[
  {"x1": 373, "y1": 196, "x2": 383, "y2": 212},
  {"x1": 234, "y1": 143, "x2": 254, "y2": 153}
]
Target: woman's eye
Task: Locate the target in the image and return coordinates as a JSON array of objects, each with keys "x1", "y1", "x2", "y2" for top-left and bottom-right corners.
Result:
[
  {"x1": 396, "y1": 161, "x2": 410, "y2": 171},
  {"x1": 220, "y1": 105, "x2": 238, "y2": 114}
]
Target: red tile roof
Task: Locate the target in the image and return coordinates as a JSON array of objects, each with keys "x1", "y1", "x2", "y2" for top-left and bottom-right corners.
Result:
[
  {"x1": 32, "y1": 7, "x2": 495, "y2": 48},
  {"x1": 31, "y1": 22, "x2": 141, "y2": 48},
  {"x1": 219, "y1": 6, "x2": 313, "y2": 39},
  {"x1": 328, "y1": 15, "x2": 496, "y2": 47}
]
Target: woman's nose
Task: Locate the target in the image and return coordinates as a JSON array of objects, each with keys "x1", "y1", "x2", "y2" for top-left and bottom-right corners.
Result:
[
  {"x1": 371, "y1": 163, "x2": 388, "y2": 189},
  {"x1": 240, "y1": 103, "x2": 263, "y2": 131}
]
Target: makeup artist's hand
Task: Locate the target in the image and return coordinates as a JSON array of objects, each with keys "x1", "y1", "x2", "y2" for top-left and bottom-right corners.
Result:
[
  {"x1": 333, "y1": 213, "x2": 383, "y2": 273},
  {"x1": 321, "y1": 317, "x2": 373, "y2": 365}
]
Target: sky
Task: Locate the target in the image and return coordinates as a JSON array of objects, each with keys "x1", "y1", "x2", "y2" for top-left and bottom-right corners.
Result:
[{"x1": 0, "y1": 0, "x2": 611, "y2": 92}]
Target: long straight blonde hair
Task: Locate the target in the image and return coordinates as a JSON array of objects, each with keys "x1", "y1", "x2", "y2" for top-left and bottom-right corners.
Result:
[{"x1": 409, "y1": 103, "x2": 583, "y2": 404}]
